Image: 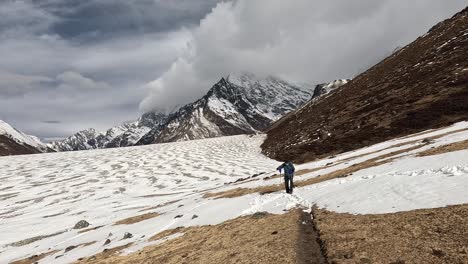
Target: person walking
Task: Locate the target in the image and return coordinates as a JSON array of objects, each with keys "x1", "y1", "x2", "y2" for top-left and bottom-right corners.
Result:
[{"x1": 277, "y1": 161, "x2": 295, "y2": 194}]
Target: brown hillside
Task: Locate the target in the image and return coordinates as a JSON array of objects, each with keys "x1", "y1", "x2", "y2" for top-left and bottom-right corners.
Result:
[
  {"x1": 262, "y1": 7, "x2": 468, "y2": 163},
  {"x1": 0, "y1": 135, "x2": 41, "y2": 156}
]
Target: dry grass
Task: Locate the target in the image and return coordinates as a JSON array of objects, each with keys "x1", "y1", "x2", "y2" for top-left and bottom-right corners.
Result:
[
  {"x1": 75, "y1": 210, "x2": 325, "y2": 264},
  {"x1": 113, "y1": 212, "x2": 160, "y2": 225},
  {"x1": 313, "y1": 204, "x2": 468, "y2": 264},
  {"x1": 264, "y1": 128, "x2": 468, "y2": 184},
  {"x1": 140, "y1": 192, "x2": 184, "y2": 198},
  {"x1": 205, "y1": 128, "x2": 468, "y2": 200},
  {"x1": 78, "y1": 225, "x2": 104, "y2": 234},
  {"x1": 10, "y1": 250, "x2": 60, "y2": 264},
  {"x1": 418, "y1": 139, "x2": 468, "y2": 157},
  {"x1": 138, "y1": 200, "x2": 181, "y2": 212},
  {"x1": 7, "y1": 231, "x2": 66, "y2": 247},
  {"x1": 205, "y1": 144, "x2": 425, "y2": 199},
  {"x1": 75, "y1": 243, "x2": 133, "y2": 263}
]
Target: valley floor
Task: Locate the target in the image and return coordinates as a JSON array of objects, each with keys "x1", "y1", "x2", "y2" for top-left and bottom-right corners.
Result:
[{"x1": 1, "y1": 122, "x2": 468, "y2": 263}]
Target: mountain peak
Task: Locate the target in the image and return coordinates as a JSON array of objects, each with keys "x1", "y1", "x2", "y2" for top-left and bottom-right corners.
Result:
[{"x1": 225, "y1": 72, "x2": 287, "y2": 88}]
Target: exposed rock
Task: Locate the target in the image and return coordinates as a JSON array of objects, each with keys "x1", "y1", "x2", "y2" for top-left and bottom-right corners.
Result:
[
  {"x1": 251, "y1": 212, "x2": 269, "y2": 219},
  {"x1": 64, "y1": 245, "x2": 77, "y2": 253},
  {"x1": 422, "y1": 138, "x2": 435, "y2": 144},
  {"x1": 311, "y1": 79, "x2": 350, "y2": 99},
  {"x1": 123, "y1": 232, "x2": 133, "y2": 239},
  {"x1": 73, "y1": 220, "x2": 90, "y2": 229}
]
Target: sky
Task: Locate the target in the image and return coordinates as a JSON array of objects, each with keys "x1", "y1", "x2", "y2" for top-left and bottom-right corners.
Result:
[{"x1": 0, "y1": 0, "x2": 466, "y2": 140}]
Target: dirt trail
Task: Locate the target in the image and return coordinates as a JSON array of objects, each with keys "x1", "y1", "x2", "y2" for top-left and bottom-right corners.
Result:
[{"x1": 76, "y1": 209, "x2": 326, "y2": 264}]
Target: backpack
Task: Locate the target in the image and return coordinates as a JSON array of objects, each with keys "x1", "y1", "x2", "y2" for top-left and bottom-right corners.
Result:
[{"x1": 283, "y1": 162, "x2": 295, "y2": 175}]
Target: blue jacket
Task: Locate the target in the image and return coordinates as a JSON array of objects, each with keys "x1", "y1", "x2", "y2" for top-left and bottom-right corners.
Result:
[{"x1": 277, "y1": 162, "x2": 295, "y2": 177}]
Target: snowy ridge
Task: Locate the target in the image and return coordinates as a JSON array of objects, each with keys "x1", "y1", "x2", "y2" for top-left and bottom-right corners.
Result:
[
  {"x1": 0, "y1": 122, "x2": 467, "y2": 263},
  {"x1": 49, "y1": 112, "x2": 167, "y2": 151},
  {"x1": 52, "y1": 73, "x2": 347, "y2": 151},
  {"x1": 0, "y1": 120, "x2": 47, "y2": 152},
  {"x1": 141, "y1": 73, "x2": 314, "y2": 144}
]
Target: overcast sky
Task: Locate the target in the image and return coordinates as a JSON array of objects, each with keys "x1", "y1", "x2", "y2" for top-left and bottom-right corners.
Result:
[{"x1": 0, "y1": 0, "x2": 466, "y2": 140}]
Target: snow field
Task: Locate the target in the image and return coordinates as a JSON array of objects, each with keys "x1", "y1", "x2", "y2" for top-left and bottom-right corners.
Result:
[
  {"x1": 0, "y1": 135, "x2": 278, "y2": 263},
  {"x1": 1, "y1": 122, "x2": 468, "y2": 263}
]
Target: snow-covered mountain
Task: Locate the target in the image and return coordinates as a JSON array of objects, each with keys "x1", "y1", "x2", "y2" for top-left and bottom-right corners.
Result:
[
  {"x1": 0, "y1": 120, "x2": 49, "y2": 155},
  {"x1": 51, "y1": 73, "x2": 348, "y2": 151},
  {"x1": 138, "y1": 73, "x2": 315, "y2": 144},
  {"x1": 49, "y1": 112, "x2": 168, "y2": 151}
]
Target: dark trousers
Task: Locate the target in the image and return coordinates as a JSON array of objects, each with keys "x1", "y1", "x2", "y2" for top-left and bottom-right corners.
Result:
[{"x1": 284, "y1": 174, "x2": 294, "y2": 194}]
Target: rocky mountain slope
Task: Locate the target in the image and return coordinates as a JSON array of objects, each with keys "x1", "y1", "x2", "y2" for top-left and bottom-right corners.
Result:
[
  {"x1": 51, "y1": 74, "x2": 348, "y2": 151},
  {"x1": 0, "y1": 120, "x2": 49, "y2": 156},
  {"x1": 49, "y1": 112, "x2": 167, "y2": 151},
  {"x1": 262, "y1": 7, "x2": 468, "y2": 163},
  {"x1": 138, "y1": 74, "x2": 315, "y2": 144}
]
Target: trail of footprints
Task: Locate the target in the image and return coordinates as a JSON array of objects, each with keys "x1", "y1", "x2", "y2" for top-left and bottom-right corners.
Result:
[{"x1": 0, "y1": 136, "x2": 277, "y2": 221}]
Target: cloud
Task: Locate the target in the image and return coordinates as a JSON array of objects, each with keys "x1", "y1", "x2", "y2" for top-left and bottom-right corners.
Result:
[
  {"x1": 37, "y1": 0, "x2": 222, "y2": 42},
  {"x1": 0, "y1": 71, "x2": 53, "y2": 96},
  {"x1": 0, "y1": 0, "x2": 57, "y2": 37},
  {"x1": 140, "y1": 0, "x2": 468, "y2": 112},
  {"x1": 0, "y1": 0, "x2": 212, "y2": 138},
  {"x1": 1, "y1": 0, "x2": 466, "y2": 139},
  {"x1": 56, "y1": 71, "x2": 111, "y2": 90},
  {"x1": 41, "y1": 120, "x2": 61, "y2": 124}
]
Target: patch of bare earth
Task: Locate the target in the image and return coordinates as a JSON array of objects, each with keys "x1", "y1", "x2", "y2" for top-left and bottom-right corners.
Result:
[
  {"x1": 75, "y1": 243, "x2": 133, "y2": 263},
  {"x1": 418, "y1": 139, "x2": 468, "y2": 157},
  {"x1": 7, "y1": 231, "x2": 66, "y2": 247},
  {"x1": 312, "y1": 204, "x2": 468, "y2": 264},
  {"x1": 78, "y1": 225, "x2": 104, "y2": 234},
  {"x1": 76, "y1": 210, "x2": 325, "y2": 264},
  {"x1": 10, "y1": 250, "x2": 60, "y2": 264},
  {"x1": 113, "y1": 212, "x2": 160, "y2": 225},
  {"x1": 138, "y1": 200, "x2": 181, "y2": 212}
]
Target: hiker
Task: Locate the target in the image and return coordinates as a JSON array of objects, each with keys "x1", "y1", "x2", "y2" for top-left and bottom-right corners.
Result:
[{"x1": 277, "y1": 161, "x2": 295, "y2": 194}]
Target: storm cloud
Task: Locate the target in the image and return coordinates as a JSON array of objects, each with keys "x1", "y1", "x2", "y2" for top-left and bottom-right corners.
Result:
[
  {"x1": 0, "y1": 0, "x2": 466, "y2": 139},
  {"x1": 140, "y1": 0, "x2": 468, "y2": 112},
  {"x1": 0, "y1": 0, "x2": 219, "y2": 139}
]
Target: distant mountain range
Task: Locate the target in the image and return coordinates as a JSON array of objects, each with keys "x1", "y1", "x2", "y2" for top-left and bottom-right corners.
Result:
[
  {"x1": 49, "y1": 74, "x2": 349, "y2": 152},
  {"x1": 48, "y1": 112, "x2": 167, "y2": 152}
]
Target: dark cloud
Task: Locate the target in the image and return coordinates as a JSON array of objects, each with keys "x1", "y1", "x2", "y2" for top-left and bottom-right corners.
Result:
[
  {"x1": 0, "y1": 0, "x2": 466, "y2": 140},
  {"x1": 0, "y1": 0, "x2": 208, "y2": 139},
  {"x1": 41, "y1": 120, "x2": 61, "y2": 124},
  {"x1": 140, "y1": 0, "x2": 468, "y2": 112},
  {"x1": 33, "y1": 0, "x2": 221, "y2": 43}
]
